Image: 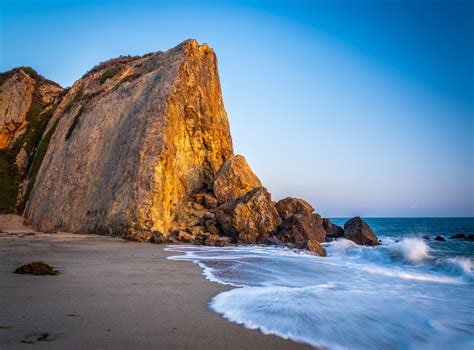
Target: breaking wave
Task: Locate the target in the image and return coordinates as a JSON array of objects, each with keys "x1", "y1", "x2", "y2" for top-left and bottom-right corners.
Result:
[{"x1": 167, "y1": 233, "x2": 474, "y2": 349}]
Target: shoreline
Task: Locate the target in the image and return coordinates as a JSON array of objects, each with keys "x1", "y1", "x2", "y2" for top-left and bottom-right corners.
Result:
[{"x1": 0, "y1": 229, "x2": 310, "y2": 349}]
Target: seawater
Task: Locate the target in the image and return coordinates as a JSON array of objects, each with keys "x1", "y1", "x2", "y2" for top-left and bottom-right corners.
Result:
[{"x1": 166, "y1": 218, "x2": 474, "y2": 349}]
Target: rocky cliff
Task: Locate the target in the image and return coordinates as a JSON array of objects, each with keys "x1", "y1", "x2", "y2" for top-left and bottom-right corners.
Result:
[
  {"x1": 0, "y1": 68, "x2": 64, "y2": 213},
  {"x1": 6, "y1": 39, "x2": 378, "y2": 255},
  {"x1": 25, "y1": 40, "x2": 233, "y2": 236}
]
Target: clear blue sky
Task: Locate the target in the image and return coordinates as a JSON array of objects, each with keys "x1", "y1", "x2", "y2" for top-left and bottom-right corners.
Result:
[{"x1": 1, "y1": 0, "x2": 472, "y2": 217}]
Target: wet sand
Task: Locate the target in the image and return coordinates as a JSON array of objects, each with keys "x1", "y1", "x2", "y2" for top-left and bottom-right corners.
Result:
[{"x1": 0, "y1": 218, "x2": 309, "y2": 349}]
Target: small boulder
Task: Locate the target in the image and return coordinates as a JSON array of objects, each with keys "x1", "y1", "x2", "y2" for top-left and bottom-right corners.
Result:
[
  {"x1": 343, "y1": 217, "x2": 379, "y2": 246},
  {"x1": 435, "y1": 235, "x2": 446, "y2": 242},
  {"x1": 187, "y1": 226, "x2": 206, "y2": 237},
  {"x1": 204, "y1": 235, "x2": 231, "y2": 247},
  {"x1": 213, "y1": 155, "x2": 262, "y2": 204},
  {"x1": 14, "y1": 261, "x2": 59, "y2": 275},
  {"x1": 322, "y1": 218, "x2": 344, "y2": 238},
  {"x1": 216, "y1": 187, "x2": 281, "y2": 244},
  {"x1": 177, "y1": 231, "x2": 194, "y2": 243},
  {"x1": 449, "y1": 234, "x2": 466, "y2": 239},
  {"x1": 275, "y1": 197, "x2": 314, "y2": 220},
  {"x1": 128, "y1": 230, "x2": 163, "y2": 243}
]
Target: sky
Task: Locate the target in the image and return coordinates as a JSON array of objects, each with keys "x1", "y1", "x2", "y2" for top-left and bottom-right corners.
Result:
[{"x1": 1, "y1": 0, "x2": 473, "y2": 217}]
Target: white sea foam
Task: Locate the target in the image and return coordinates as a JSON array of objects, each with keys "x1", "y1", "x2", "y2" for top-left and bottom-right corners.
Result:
[
  {"x1": 166, "y1": 239, "x2": 474, "y2": 349},
  {"x1": 390, "y1": 237, "x2": 431, "y2": 263}
]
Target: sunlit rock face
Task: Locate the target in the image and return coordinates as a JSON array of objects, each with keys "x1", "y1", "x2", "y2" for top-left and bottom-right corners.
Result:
[
  {"x1": 0, "y1": 69, "x2": 62, "y2": 150},
  {"x1": 213, "y1": 155, "x2": 262, "y2": 204},
  {"x1": 25, "y1": 39, "x2": 233, "y2": 236},
  {"x1": 0, "y1": 68, "x2": 63, "y2": 213}
]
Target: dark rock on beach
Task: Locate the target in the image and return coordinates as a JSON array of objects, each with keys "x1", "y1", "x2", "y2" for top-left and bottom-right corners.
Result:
[
  {"x1": 275, "y1": 213, "x2": 327, "y2": 256},
  {"x1": 343, "y1": 217, "x2": 379, "y2": 246},
  {"x1": 272, "y1": 198, "x2": 327, "y2": 256},
  {"x1": 14, "y1": 261, "x2": 59, "y2": 275},
  {"x1": 322, "y1": 218, "x2": 344, "y2": 238}
]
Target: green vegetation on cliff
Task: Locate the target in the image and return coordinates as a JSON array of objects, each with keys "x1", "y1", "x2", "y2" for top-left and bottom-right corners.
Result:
[
  {"x1": 17, "y1": 119, "x2": 59, "y2": 213},
  {"x1": 0, "y1": 105, "x2": 56, "y2": 213}
]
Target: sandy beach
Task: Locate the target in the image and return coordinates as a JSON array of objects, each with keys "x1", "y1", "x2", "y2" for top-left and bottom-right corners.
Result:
[{"x1": 0, "y1": 217, "x2": 309, "y2": 349}]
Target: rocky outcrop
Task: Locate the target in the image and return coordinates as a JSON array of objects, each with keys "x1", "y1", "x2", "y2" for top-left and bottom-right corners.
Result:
[
  {"x1": 0, "y1": 67, "x2": 64, "y2": 213},
  {"x1": 343, "y1": 217, "x2": 379, "y2": 246},
  {"x1": 216, "y1": 187, "x2": 281, "y2": 244},
  {"x1": 322, "y1": 218, "x2": 344, "y2": 239},
  {"x1": 213, "y1": 155, "x2": 262, "y2": 204},
  {"x1": 25, "y1": 40, "x2": 233, "y2": 236},
  {"x1": 0, "y1": 68, "x2": 63, "y2": 150}
]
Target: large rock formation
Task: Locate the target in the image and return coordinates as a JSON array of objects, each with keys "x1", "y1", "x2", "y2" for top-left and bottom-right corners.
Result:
[
  {"x1": 2, "y1": 39, "x2": 379, "y2": 256},
  {"x1": 25, "y1": 40, "x2": 233, "y2": 236},
  {"x1": 0, "y1": 68, "x2": 64, "y2": 213}
]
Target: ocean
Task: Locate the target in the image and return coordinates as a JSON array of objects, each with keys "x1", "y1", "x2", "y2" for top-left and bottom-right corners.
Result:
[{"x1": 166, "y1": 218, "x2": 474, "y2": 349}]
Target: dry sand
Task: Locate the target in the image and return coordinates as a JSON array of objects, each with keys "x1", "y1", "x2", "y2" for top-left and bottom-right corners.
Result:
[{"x1": 0, "y1": 216, "x2": 309, "y2": 349}]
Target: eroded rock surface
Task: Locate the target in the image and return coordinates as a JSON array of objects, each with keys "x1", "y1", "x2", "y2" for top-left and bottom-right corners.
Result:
[
  {"x1": 276, "y1": 197, "x2": 314, "y2": 220},
  {"x1": 25, "y1": 40, "x2": 233, "y2": 236},
  {"x1": 216, "y1": 187, "x2": 281, "y2": 244},
  {"x1": 343, "y1": 217, "x2": 380, "y2": 246}
]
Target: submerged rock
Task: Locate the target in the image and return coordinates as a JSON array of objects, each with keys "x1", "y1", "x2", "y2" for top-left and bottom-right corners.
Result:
[
  {"x1": 216, "y1": 187, "x2": 281, "y2": 244},
  {"x1": 449, "y1": 234, "x2": 466, "y2": 239},
  {"x1": 343, "y1": 217, "x2": 379, "y2": 246},
  {"x1": 466, "y1": 234, "x2": 474, "y2": 241},
  {"x1": 435, "y1": 235, "x2": 446, "y2": 242},
  {"x1": 213, "y1": 155, "x2": 262, "y2": 204},
  {"x1": 322, "y1": 218, "x2": 344, "y2": 238},
  {"x1": 25, "y1": 40, "x2": 233, "y2": 238}
]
